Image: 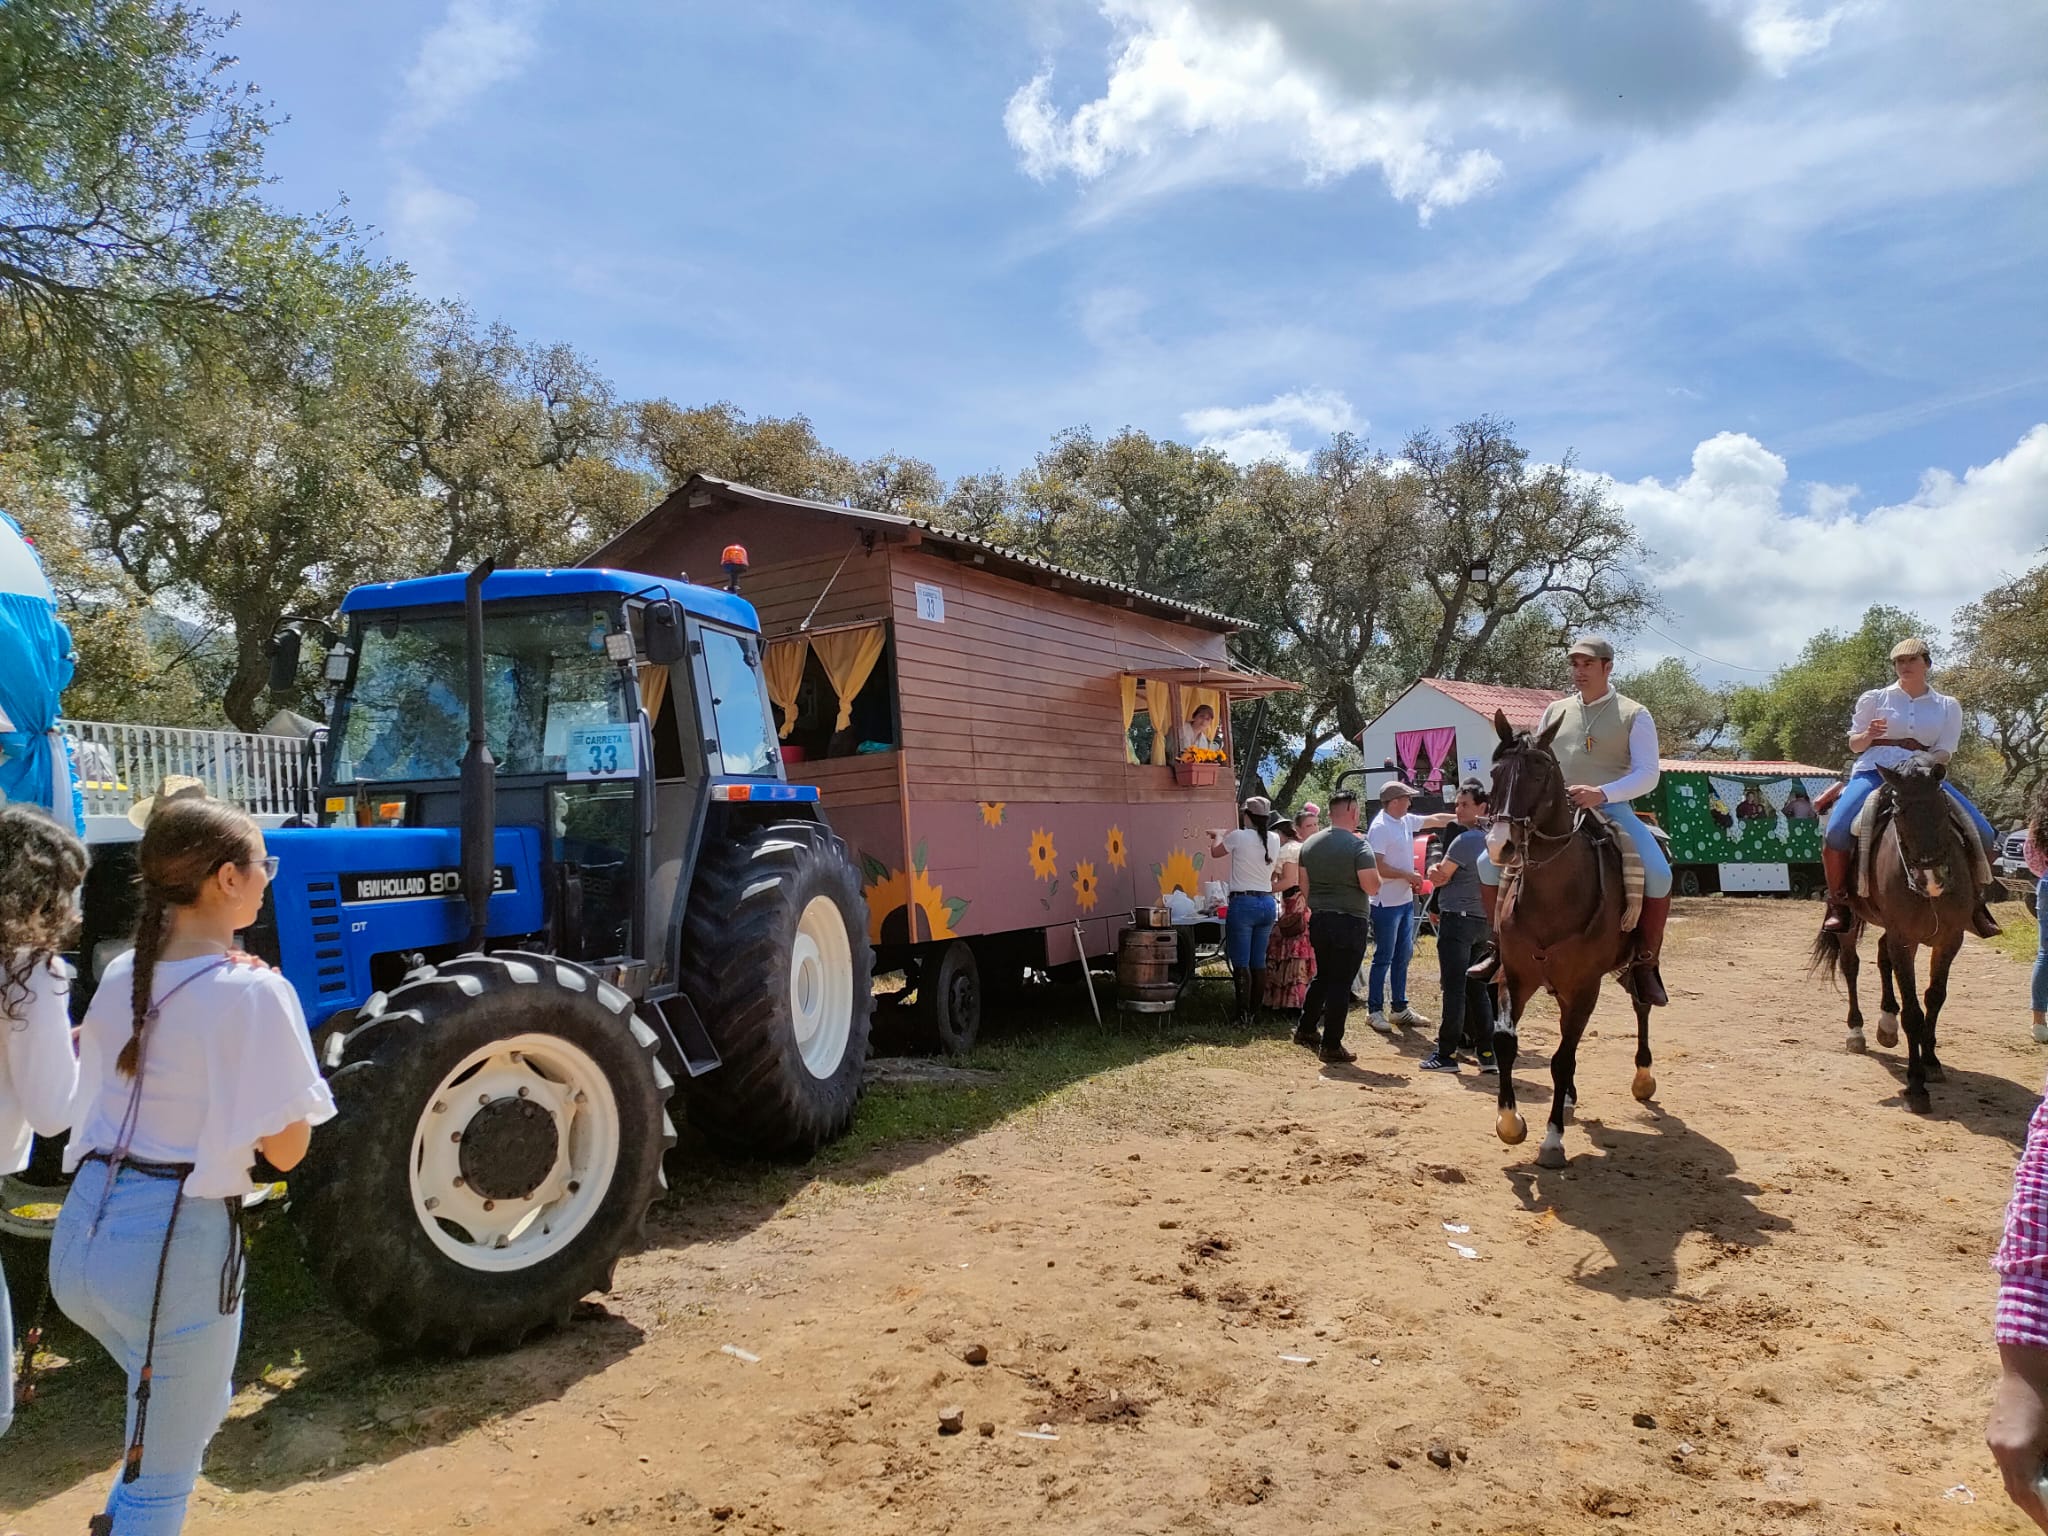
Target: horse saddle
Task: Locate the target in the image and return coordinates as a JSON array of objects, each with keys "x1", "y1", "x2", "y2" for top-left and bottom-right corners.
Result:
[
  {"x1": 1849, "y1": 784, "x2": 1992, "y2": 899},
  {"x1": 1496, "y1": 810, "x2": 1643, "y2": 936}
]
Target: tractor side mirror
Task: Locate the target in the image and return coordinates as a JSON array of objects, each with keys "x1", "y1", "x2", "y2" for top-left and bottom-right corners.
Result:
[
  {"x1": 267, "y1": 629, "x2": 303, "y2": 693},
  {"x1": 643, "y1": 600, "x2": 686, "y2": 666}
]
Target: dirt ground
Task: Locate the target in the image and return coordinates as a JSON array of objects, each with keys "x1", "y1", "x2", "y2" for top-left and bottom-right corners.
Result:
[{"x1": 7, "y1": 900, "x2": 2047, "y2": 1534}]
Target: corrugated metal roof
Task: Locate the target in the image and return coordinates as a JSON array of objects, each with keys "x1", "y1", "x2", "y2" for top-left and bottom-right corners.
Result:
[
  {"x1": 1419, "y1": 678, "x2": 1568, "y2": 729},
  {"x1": 1659, "y1": 759, "x2": 1841, "y2": 777},
  {"x1": 683, "y1": 475, "x2": 1246, "y2": 632}
]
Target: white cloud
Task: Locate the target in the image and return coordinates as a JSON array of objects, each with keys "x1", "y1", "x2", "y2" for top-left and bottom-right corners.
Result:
[
  {"x1": 1004, "y1": 0, "x2": 1857, "y2": 219},
  {"x1": 1184, "y1": 389, "x2": 1357, "y2": 466},
  {"x1": 391, "y1": 0, "x2": 546, "y2": 142},
  {"x1": 390, "y1": 166, "x2": 478, "y2": 295},
  {"x1": 1603, "y1": 425, "x2": 2048, "y2": 679}
]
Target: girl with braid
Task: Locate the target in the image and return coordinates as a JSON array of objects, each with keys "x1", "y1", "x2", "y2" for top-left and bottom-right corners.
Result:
[
  {"x1": 52, "y1": 796, "x2": 334, "y2": 1534},
  {"x1": 1, "y1": 805, "x2": 88, "y2": 1440}
]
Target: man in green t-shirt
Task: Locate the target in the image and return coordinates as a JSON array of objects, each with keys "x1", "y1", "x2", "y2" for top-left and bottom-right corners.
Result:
[{"x1": 1295, "y1": 789, "x2": 1382, "y2": 1063}]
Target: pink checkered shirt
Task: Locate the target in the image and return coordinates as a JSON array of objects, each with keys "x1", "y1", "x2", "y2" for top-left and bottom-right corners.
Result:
[{"x1": 1997, "y1": 1088, "x2": 2048, "y2": 1347}]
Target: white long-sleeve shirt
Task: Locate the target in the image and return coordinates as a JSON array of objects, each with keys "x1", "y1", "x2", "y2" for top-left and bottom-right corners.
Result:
[
  {"x1": 1583, "y1": 691, "x2": 1662, "y2": 805},
  {"x1": 1, "y1": 956, "x2": 80, "y2": 1175},
  {"x1": 1849, "y1": 683, "x2": 1962, "y2": 773}
]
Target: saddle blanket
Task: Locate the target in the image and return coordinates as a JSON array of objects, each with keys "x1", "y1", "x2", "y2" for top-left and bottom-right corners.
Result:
[
  {"x1": 1499, "y1": 808, "x2": 1642, "y2": 934},
  {"x1": 1850, "y1": 786, "x2": 1991, "y2": 898}
]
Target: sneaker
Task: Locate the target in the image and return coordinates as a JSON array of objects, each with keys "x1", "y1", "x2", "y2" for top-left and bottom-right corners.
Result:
[
  {"x1": 1368, "y1": 1010, "x2": 1393, "y2": 1034},
  {"x1": 1390, "y1": 1006, "x2": 1431, "y2": 1028},
  {"x1": 1478, "y1": 1056, "x2": 1499, "y2": 1075},
  {"x1": 1419, "y1": 1051, "x2": 1460, "y2": 1073},
  {"x1": 2034, "y1": 1021, "x2": 2048, "y2": 1045},
  {"x1": 1319, "y1": 1044, "x2": 1358, "y2": 1065}
]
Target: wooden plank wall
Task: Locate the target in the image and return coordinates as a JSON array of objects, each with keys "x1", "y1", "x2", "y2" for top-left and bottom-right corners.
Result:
[{"x1": 887, "y1": 549, "x2": 1235, "y2": 805}]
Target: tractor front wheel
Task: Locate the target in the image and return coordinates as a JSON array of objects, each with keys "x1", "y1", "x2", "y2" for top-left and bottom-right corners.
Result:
[
  {"x1": 681, "y1": 819, "x2": 873, "y2": 1155},
  {"x1": 291, "y1": 952, "x2": 674, "y2": 1355}
]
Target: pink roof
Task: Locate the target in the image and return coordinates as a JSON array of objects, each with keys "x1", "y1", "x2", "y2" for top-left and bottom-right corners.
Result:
[
  {"x1": 1418, "y1": 678, "x2": 1567, "y2": 731},
  {"x1": 1659, "y1": 759, "x2": 1840, "y2": 778}
]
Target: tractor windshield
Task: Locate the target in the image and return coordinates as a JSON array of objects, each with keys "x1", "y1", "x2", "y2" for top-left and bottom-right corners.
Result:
[{"x1": 331, "y1": 602, "x2": 631, "y2": 784}]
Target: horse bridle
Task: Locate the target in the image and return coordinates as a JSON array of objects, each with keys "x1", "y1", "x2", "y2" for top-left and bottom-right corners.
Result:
[{"x1": 1495, "y1": 748, "x2": 1583, "y2": 873}]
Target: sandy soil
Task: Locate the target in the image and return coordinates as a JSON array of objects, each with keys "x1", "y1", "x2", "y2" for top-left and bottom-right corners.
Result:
[{"x1": 7, "y1": 900, "x2": 2046, "y2": 1535}]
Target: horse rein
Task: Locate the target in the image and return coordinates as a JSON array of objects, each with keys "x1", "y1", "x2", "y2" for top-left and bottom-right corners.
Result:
[{"x1": 1494, "y1": 752, "x2": 1583, "y2": 873}]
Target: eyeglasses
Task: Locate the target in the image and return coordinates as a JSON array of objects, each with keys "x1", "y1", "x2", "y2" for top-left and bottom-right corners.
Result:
[{"x1": 248, "y1": 855, "x2": 280, "y2": 880}]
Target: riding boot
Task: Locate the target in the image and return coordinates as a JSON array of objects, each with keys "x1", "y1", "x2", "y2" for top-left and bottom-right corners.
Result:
[
  {"x1": 1249, "y1": 967, "x2": 1269, "y2": 1024},
  {"x1": 1467, "y1": 882, "x2": 1501, "y2": 980},
  {"x1": 1821, "y1": 846, "x2": 1856, "y2": 933},
  {"x1": 1973, "y1": 888, "x2": 2004, "y2": 939},
  {"x1": 1629, "y1": 895, "x2": 1671, "y2": 1007},
  {"x1": 1231, "y1": 970, "x2": 1251, "y2": 1026}
]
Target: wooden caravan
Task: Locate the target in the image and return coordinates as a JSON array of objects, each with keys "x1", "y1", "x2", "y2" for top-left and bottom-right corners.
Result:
[{"x1": 593, "y1": 475, "x2": 1296, "y2": 1048}]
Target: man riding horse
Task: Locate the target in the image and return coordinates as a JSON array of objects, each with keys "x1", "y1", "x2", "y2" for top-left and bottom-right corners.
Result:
[
  {"x1": 1475, "y1": 634, "x2": 1674, "y2": 1005},
  {"x1": 1820, "y1": 636, "x2": 2002, "y2": 940}
]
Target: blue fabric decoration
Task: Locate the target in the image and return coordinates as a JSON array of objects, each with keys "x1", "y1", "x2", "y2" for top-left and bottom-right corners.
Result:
[{"x1": 0, "y1": 512, "x2": 83, "y2": 832}]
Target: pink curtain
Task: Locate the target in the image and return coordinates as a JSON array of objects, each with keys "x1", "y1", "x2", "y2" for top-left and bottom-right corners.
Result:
[{"x1": 1395, "y1": 727, "x2": 1459, "y2": 794}]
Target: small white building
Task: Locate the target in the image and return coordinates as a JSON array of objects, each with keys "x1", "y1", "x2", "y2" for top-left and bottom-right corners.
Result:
[{"x1": 1356, "y1": 677, "x2": 1567, "y2": 805}]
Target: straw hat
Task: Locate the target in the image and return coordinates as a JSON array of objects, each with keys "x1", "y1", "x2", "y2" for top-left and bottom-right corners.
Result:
[{"x1": 127, "y1": 774, "x2": 208, "y2": 830}]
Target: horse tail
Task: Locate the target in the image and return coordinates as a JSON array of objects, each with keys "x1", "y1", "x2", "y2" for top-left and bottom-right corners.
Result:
[{"x1": 1808, "y1": 922, "x2": 1844, "y2": 987}]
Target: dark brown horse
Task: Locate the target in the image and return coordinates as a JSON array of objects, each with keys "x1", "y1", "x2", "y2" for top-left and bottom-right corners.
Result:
[
  {"x1": 1485, "y1": 710, "x2": 1657, "y2": 1168},
  {"x1": 1811, "y1": 757, "x2": 1973, "y2": 1114}
]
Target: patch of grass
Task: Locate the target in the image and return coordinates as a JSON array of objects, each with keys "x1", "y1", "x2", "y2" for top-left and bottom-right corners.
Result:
[{"x1": 1989, "y1": 905, "x2": 2042, "y2": 969}]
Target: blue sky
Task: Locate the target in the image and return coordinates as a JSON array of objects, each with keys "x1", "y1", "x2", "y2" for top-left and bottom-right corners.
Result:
[{"x1": 229, "y1": 0, "x2": 2047, "y2": 677}]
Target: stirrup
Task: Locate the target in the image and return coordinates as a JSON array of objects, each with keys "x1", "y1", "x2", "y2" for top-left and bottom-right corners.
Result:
[
  {"x1": 1822, "y1": 896, "x2": 1855, "y2": 932},
  {"x1": 1972, "y1": 902, "x2": 2003, "y2": 939},
  {"x1": 1466, "y1": 945, "x2": 1499, "y2": 981},
  {"x1": 1629, "y1": 956, "x2": 1668, "y2": 1007}
]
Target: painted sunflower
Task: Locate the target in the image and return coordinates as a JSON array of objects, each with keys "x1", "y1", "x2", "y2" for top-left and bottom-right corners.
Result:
[
  {"x1": 1156, "y1": 847, "x2": 1204, "y2": 899},
  {"x1": 1072, "y1": 859, "x2": 1099, "y2": 911},
  {"x1": 1028, "y1": 829, "x2": 1059, "y2": 882},
  {"x1": 979, "y1": 801, "x2": 1007, "y2": 827},
  {"x1": 862, "y1": 864, "x2": 968, "y2": 945},
  {"x1": 1105, "y1": 824, "x2": 1127, "y2": 869}
]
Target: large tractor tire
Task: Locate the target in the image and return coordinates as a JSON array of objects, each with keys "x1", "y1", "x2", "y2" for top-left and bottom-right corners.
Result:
[
  {"x1": 681, "y1": 819, "x2": 873, "y2": 1156},
  {"x1": 291, "y1": 952, "x2": 674, "y2": 1355}
]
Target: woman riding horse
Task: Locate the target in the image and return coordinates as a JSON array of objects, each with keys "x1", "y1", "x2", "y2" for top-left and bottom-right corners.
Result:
[{"x1": 1820, "y1": 636, "x2": 2001, "y2": 939}]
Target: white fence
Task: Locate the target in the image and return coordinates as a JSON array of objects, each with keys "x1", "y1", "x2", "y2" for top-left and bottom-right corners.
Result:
[{"x1": 60, "y1": 718, "x2": 324, "y2": 822}]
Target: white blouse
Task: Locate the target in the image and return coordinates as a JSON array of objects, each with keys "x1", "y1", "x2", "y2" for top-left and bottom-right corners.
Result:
[
  {"x1": 1222, "y1": 829, "x2": 1282, "y2": 894},
  {"x1": 65, "y1": 953, "x2": 337, "y2": 1200},
  {"x1": 1, "y1": 955, "x2": 80, "y2": 1176}
]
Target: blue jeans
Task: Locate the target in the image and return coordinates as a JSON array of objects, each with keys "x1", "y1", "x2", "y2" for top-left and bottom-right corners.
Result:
[
  {"x1": 1824, "y1": 769, "x2": 2000, "y2": 856},
  {"x1": 1225, "y1": 891, "x2": 1278, "y2": 970},
  {"x1": 1368, "y1": 900, "x2": 1417, "y2": 1011},
  {"x1": 52, "y1": 1158, "x2": 243, "y2": 1536},
  {"x1": 2035, "y1": 876, "x2": 2048, "y2": 1014},
  {"x1": 1604, "y1": 803, "x2": 1673, "y2": 898}
]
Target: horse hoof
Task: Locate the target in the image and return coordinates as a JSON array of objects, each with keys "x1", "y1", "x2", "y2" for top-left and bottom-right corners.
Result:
[
  {"x1": 1904, "y1": 1088, "x2": 1931, "y2": 1116},
  {"x1": 1536, "y1": 1142, "x2": 1568, "y2": 1169},
  {"x1": 1877, "y1": 1012, "x2": 1900, "y2": 1049},
  {"x1": 1925, "y1": 1061, "x2": 1947, "y2": 1084},
  {"x1": 1497, "y1": 1111, "x2": 1528, "y2": 1145},
  {"x1": 1845, "y1": 1030, "x2": 1866, "y2": 1054},
  {"x1": 1631, "y1": 1069, "x2": 1657, "y2": 1102}
]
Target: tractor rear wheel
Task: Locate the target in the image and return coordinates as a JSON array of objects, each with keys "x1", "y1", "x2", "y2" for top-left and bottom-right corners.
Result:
[
  {"x1": 681, "y1": 819, "x2": 873, "y2": 1155},
  {"x1": 291, "y1": 952, "x2": 674, "y2": 1355}
]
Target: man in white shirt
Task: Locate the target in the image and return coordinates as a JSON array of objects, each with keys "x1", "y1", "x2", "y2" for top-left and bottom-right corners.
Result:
[
  {"x1": 1364, "y1": 781, "x2": 1456, "y2": 1034},
  {"x1": 1821, "y1": 635, "x2": 2002, "y2": 936}
]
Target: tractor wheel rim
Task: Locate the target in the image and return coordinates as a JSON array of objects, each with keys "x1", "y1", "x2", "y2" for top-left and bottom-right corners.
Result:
[
  {"x1": 0, "y1": 1171, "x2": 63, "y2": 1242},
  {"x1": 408, "y1": 1032, "x2": 620, "y2": 1273},
  {"x1": 792, "y1": 895, "x2": 855, "y2": 1080}
]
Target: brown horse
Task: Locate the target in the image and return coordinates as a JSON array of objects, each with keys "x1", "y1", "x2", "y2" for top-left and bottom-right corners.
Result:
[
  {"x1": 1811, "y1": 757, "x2": 1973, "y2": 1115},
  {"x1": 1485, "y1": 709, "x2": 1657, "y2": 1168}
]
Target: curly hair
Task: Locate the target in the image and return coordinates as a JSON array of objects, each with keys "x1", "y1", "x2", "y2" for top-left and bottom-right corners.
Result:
[
  {"x1": 0, "y1": 804, "x2": 89, "y2": 1017},
  {"x1": 2030, "y1": 781, "x2": 2048, "y2": 862}
]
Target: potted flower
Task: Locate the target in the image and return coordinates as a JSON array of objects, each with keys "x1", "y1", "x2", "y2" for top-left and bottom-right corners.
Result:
[{"x1": 1173, "y1": 746, "x2": 1227, "y2": 786}]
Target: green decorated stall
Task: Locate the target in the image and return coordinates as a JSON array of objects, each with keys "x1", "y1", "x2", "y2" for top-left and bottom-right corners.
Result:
[{"x1": 1633, "y1": 758, "x2": 1842, "y2": 898}]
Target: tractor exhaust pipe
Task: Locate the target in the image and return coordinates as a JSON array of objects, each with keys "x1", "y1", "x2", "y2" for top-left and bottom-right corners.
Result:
[{"x1": 461, "y1": 559, "x2": 497, "y2": 950}]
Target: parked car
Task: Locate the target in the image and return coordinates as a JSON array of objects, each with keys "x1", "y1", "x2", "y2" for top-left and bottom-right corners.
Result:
[{"x1": 1998, "y1": 827, "x2": 2032, "y2": 880}]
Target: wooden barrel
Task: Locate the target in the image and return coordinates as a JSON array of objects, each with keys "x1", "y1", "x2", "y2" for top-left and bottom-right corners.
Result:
[{"x1": 1117, "y1": 928, "x2": 1179, "y2": 1005}]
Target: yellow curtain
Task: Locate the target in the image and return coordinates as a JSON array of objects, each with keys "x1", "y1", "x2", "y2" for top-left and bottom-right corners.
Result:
[
  {"x1": 1120, "y1": 674, "x2": 1140, "y2": 764},
  {"x1": 763, "y1": 637, "x2": 810, "y2": 738},
  {"x1": 812, "y1": 624, "x2": 887, "y2": 733},
  {"x1": 1145, "y1": 677, "x2": 1171, "y2": 766},
  {"x1": 638, "y1": 662, "x2": 670, "y2": 722}
]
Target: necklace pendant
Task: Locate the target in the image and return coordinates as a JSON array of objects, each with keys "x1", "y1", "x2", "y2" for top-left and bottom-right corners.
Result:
[{"x1": 1584, "y1": 734, "x2": 1594, "y2": 752}]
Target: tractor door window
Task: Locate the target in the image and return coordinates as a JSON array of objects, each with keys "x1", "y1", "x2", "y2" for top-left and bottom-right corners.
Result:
[
  {"x1": 552, "y1": 781, "x2": 634, "y2": 962},
  {"x1": 702, "y1": 629, "x2": 777, "y2": 777}
]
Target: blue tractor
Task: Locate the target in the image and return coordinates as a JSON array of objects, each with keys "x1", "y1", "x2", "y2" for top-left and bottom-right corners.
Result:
[{"x1": 240, "y1": 558, "x2": 873, "y2": 1352}]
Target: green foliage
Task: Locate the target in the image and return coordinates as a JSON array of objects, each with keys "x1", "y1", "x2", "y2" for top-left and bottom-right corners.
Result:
[
  {"x1": 1950, "y1": 558, "x2": 2048, "y2": 817},
  {"x1": 1727, "y1": 604, "x2": 1927, "y2": 768},
  {"x1": 1615, "y1": 657, "x2": 1732, "y2": 757}
]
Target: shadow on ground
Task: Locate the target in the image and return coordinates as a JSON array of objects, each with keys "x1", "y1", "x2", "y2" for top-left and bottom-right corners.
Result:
[{"x1": 1502, "y1": 1106, "x2": 1792, "y2": 1301}]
